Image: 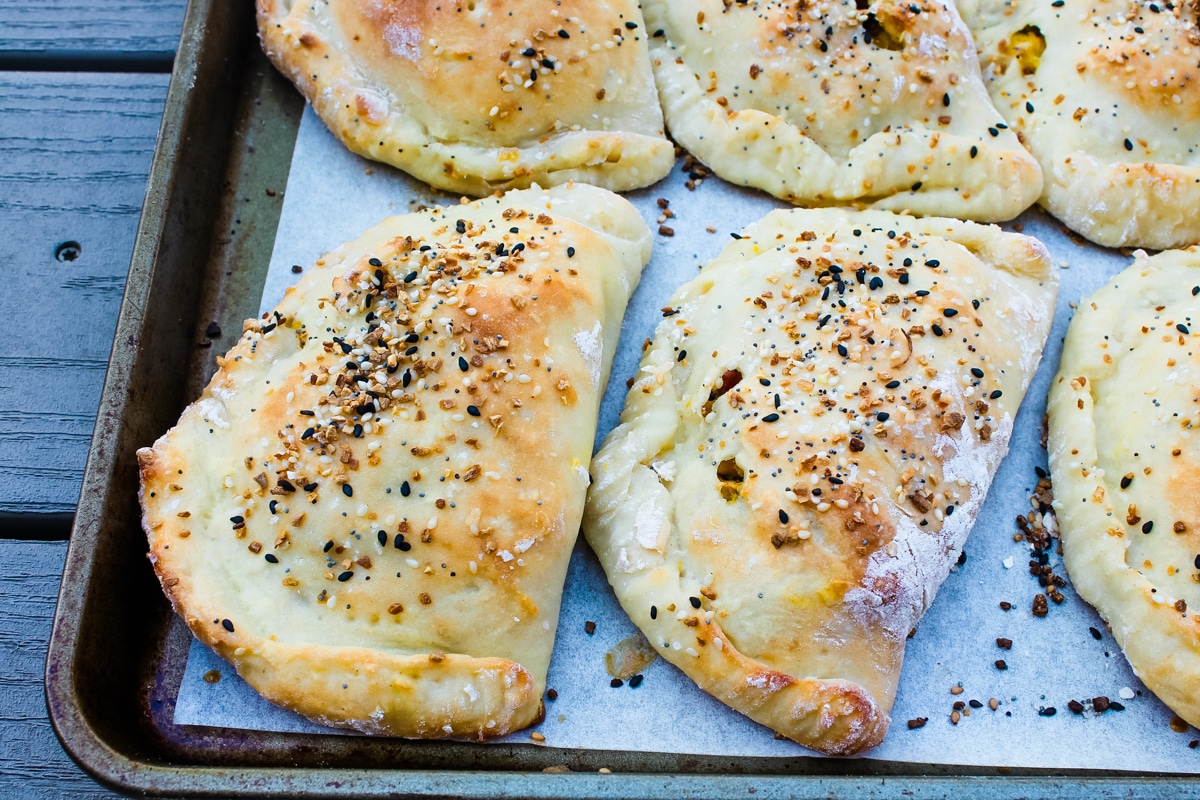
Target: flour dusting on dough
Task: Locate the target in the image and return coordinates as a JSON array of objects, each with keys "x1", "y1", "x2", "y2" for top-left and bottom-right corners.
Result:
[
  {"x1": 573, "y1": 321, "x2": 604, "y2": 388},
  {"x1": 383, "y1": 21, "x2": 421, "y2": 61}
]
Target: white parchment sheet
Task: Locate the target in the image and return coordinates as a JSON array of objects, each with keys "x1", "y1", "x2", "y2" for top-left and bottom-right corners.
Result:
[{"x1": 174, "y1": 106, "x2": 1200, "y2": 772}]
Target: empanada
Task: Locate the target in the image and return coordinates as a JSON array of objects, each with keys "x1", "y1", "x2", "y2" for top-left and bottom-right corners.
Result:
[
  {"x1": 1048, "y1": 247, "x2": 1200, "y2": 728},
  {"x1": 256, "y1": 0, "x2": 674, "y2": 195},
  {"x1": 585, "y1": 208, "x2": 1057, "y2": 754},
  {"x1": 642, "y1": 0, "x2": 1042, "y2": 221},
  {"x1": 137, "y1": 184, "x2": 651, "y2": 739},
  {"x1": 960, "y1": 0, "x2": 1200, "y2": 248}
]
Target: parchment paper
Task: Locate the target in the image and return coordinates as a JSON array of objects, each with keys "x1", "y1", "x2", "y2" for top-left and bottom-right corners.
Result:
[{"x1": 173, "y1": 106, "x2": 1200, "y2": 771}]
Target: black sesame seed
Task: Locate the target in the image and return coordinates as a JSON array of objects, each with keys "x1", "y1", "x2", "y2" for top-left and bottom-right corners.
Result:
[
  {"x1": 455, "y1": 220, "x2": 466, "y2": 234},
  {"x1": 1124, "y1": 138, "x2": 1134, "y2": 151},
  {"x1": 1193, "y1": 286, "x2": 1199, "y2": 296},
  {"x1": 837, "y1": 344, "x2": 849, "y2": 357},
  {"x1": 1121, "y1": 475, "x2": 1133, "y2": 489},
  {"x1": 459, "y1": 356, "x2": 469, "y2": 372},
  {"x1": 378, "y1": 530, "x2": 388, "y2": 546},
  {"x1": 221, "y1": 619, "x2": 235, "y2": 632},
  {"x1": 338, "y1": 571, "x2": 354, "y2": 582},
  {"x1": 1039, "y1": 707, "x2": 1057, "y2": 717},
  {"x1": 629, "y1": 674, "x2": 644, "y2": 688},
  {"x1": 677, "y1": 350, "x2": 687, "y2": 363},
  {"x1": 324, "y1": 540, "x2": 335, "y2": 553},
  {"x1": 279, "y1": 479, "x2": 296, "y2": 492},
  {"x1": 943, "y1": 307, "x2": 958, "y2": 316},
  {"x1": 988, "y1": 127, "x2": 999, "y2": 137},
  {"x1": 353, "y1": 424, "x2": 363, "y2": 438},
  {"x1": 1026, "y1": 101, "x2": 1035, "y2": 113},
  {"x1": 303, "y1": 482, "x2": 318, "y2": 493},
  {"x1": 522, "y1": 47, "x2": 536, "y2": 56},
  {"x1": 404, "y1": 271, "x2": 418, "y2": 283},
  {"x1": 625, "y1": 20, "x2": 638, "y2": 28},
  {"x1": 942, "y1": 92, "x2": 950, "y2": 107},
  {"x1": 230, "y1": 515, "x2": 244, "y2": 524},
  {"x1": 911, "y1": 182, "x2": 922, "y2": 191},
  {"x1": 931, "y1": 324, "x2": 944, "y2": 337},
  {"x1": 405, "y1": 345, "x2": 419, "y2": 356},
  {"x1": 301, "y1": 427, "x2": 315, "y2": 440},
  {"x1": 650, "y1": 605, "x2": 658, "y2": 619},
  {"x1": 779, "y1": 509, "x2": 789, "y2": 523},
  {"x1": 730, "y1": 232, "x2": 743, "y2": 239},
  {"x1": 1090, "y1": 626, "x2": 1103, "y2": 640},
  {"x1": 467, "y1": 405, "x2": 481, "y2": 417},
  {"x1": 343, "y1": 484, "x2": 354, "y2": 497},
  {"x1": 265, "y1": 553, "x2": 279, "y2": 564},
  {"x1": 990, "y1": 390, "x2": 1003, "y2": 399},
  {"x1": 567, "y1": 246, "x2": 576, "y2": 257},
  {"x1": 299, "y1": 409, "x2": 315, "y2": 416},
  {"x1": 401, "y1": 481, "x2": 411, "y2": 497},
  {"x1": 399, "y1": 541, "x2": 412, "y2": 551},
  {"x1": 915, "y1": 289, "x2": 930, "y2": 296},
  {"x1": 402, "y1": 370, "x2": 412, "y2": 388},
  {"x1": 1109, "y1": 702, "x2": 1125, "y2": 711},
  {"x1": 1194, "y1": 554, "x2": 1200, "y2": 570},
  {"x1": 368, "y1": 257, "x2": 382, "y2": 267},
  {"x1": 1142, "y1": 521, "x2": 1153, "y2": 534},
  {"x1": 689, "y1": 596, "x2": 702, "y2": 608},
  {"x1": 971, "y1": 367, "x2": 985, "y2": 378},
  {"x1": 774, "y1": 393, "x2": 781, "y2": 409},
  {"x1": 869, "y1": 276, "x2": 884, "y2": 290},
  {"x1": 1178, "y1": 324, "x2": 1190, "y2": 335},
  {"x1": 759, "y1": 378, "x2": 771, "y2": 386},
  {"x1": 876, "y1": 411, "x2": 890, "y2": 422},
  {"x1": 970, "y1": 145, "x2": 978, "y2": 158},
  {"x1": 886, "y1": 380, "x2": 901, "y2": 389},
  {"x1": 558, "y1": 28, "x2": 570, "y2": 37},
  {"x1": 899, "y1": 273, "x2": 909, "y2": 285},
  {"x1": 269, "y1": 500, "x2": 278, "y2": 514},
  {"x1": 762, "y1": 413, "x2": 780, "y2": 422}
]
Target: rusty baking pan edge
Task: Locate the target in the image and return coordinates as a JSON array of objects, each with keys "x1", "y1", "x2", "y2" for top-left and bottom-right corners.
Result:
[{"x1": 42, "y1": 0, "x2": 1200, "y2": 795}]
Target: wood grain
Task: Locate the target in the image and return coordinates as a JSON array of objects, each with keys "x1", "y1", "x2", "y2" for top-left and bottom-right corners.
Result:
[
  {"x1": 0, "y1": 541, "x2": 121, "y2": 798},
  {"x1": 0, "y1": 1, "x2": 187, "y2": 66},
  {"x1": 0, "y1": 73, "x2": 168, "y2": 520}
]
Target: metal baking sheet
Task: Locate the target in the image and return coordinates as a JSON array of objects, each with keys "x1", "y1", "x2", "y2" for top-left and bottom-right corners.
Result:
[{"x1": 171, "y1": 104, "x2": 1200, "y2": 773}]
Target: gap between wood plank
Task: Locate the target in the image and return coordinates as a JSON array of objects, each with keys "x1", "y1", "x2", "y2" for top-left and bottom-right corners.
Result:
[{"x1": 0, "y1": 50, "x2": 174, "y2": 73}]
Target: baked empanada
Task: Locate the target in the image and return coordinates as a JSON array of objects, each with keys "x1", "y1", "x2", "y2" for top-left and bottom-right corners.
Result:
[
  {"x1": 585, "y1": 208, "x2": 1057, "y2": 754},
  {"x1": 1048, "y1": 247, "x2": 1200, "y2": 728},
  {"x1": 960, "y1": 0, "x2": 1200, "y2": 248},
  {"x1": 138, "y1": 184, "x2": 651, "y2": 739},
  {"x1": 256, "y1": 0, "x2": 674, "y2": 195},
  {"x1": 642, "y1": 0, "x2": 1042, "y2": 220}
]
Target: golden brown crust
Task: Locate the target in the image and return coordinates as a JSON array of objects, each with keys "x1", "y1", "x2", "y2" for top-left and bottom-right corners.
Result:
[
  {"x1": 1048, "y1": 246, "x2": 1200, "y2": 729},
  {"x1": 256, "y1": 0, "x2": 674, "y2": 194},
  {"x1": 643, "y1": 0, "x2": 1043, "y2": 220},
  {"x1": 139, "y1": 184, "x2": 651, "y2": 739},
  {"x1": 585, "y1": 208, "x2": 1057, "y2": 754},
  {"x1": 961, "y1": 0, "x2": 1200, "y2": 248}
]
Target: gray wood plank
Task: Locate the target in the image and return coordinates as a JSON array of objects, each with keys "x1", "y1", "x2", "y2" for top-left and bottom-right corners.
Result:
[
  {"x1": 0, "y1": 1, "x2": 187, "y2": 65},
  {"x1": 0, "y1": 73, "x2": 169, "y2": 519},
  {"x1": 0, "y1": 540, "x2": 121, "y2": 798}
]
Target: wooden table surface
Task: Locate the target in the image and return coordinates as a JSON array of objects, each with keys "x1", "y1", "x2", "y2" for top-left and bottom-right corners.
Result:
[{"x1": 1, "y1": 3, "x2": 187, "y2": 796}]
